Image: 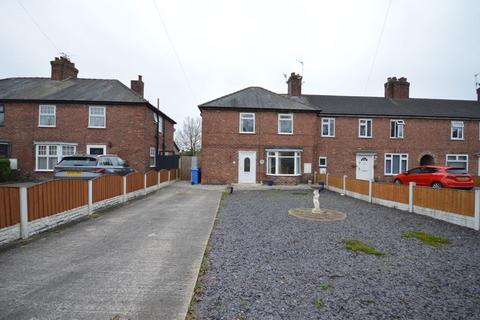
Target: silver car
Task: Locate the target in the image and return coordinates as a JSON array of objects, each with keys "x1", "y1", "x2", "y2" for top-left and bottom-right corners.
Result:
[{"x1": 53, "y1": 154, "x2": 134, "y2": 179}]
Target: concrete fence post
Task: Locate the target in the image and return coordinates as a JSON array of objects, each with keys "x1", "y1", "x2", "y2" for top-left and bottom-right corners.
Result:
[
  {"x1": 144, "y1": 173, "x2": 147, "y2": 195},
  {"x1": 168, "y1": 170, "x2": 171, "y2": 181},
  {"x1": 122, "y1": 176, "x2": 127, "y2": 203},
  {"x1": 342, "y1": 175, "x2": 347, "y2": 195},
  {"x1": 88, "y1": 180, "x2": 93, "y2": 214},
  {"x1": 408, "y1": 182, "x2": 416, "y2": 213},
  {"x1": 474, "y1": 189, "x2": 480, "y2": 231},
  {"x1": 19, "y1": 187, "x2": 29, "y2": 239},
  {"x1": 368, "y1": 179, "x2": 373, "y2": 203},
  {"x1": 326, "y1": 173, "x2": 329, "y2": 188},
  {"x1": 157, "y1": 170, "x2": 160, "y2": 186}
]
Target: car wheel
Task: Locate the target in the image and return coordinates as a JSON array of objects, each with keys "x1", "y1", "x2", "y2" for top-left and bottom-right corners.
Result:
[
  {"x1": 394, "y1": 179, "x2": 402, "y2": 184},
  {"x1": 432, "y1": 182, "x2": 443, "y2": 189}
]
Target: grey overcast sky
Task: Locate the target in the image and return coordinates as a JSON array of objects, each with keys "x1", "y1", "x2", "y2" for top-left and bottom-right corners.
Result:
[{"x1": 1, "y1": 0, "x2": 479, "y2": 126}]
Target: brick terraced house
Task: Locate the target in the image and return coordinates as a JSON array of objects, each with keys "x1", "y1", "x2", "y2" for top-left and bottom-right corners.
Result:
[
  {"x1": 0, "y1": 56, "x2": 176, "y2": 179},
  {"x1": 199, "y1": 73, "x2": 480, "y2": 184}
]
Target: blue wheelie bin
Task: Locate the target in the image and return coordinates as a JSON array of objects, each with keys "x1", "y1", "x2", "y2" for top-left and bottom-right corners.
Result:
[{"x1": 191, "y1": 168, "x2": 201, "y2": 185}]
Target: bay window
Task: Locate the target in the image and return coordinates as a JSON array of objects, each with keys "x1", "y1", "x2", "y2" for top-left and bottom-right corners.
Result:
[{"x1": 266, "y1": 151, "x2": 301, "y2": 176}]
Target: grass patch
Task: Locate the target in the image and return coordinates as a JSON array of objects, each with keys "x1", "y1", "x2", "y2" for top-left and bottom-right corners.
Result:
[
  {"x1": 319, "y1": 282, "x2": 331, "y2": 290},
  {"x1": 402, "y1": 231, "x2": 450, "y2": 247},
  {"x1": 313, "y1": 297, "x2": 324, "y2": 309},
  {"x1": 344, "y1": 240, "x2": 384, "y2": 256}
]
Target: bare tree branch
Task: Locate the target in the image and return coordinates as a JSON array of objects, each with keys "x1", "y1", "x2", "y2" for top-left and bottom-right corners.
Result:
[{"x1": 175, "y1": 117, "x2": 201, "y2": 154}]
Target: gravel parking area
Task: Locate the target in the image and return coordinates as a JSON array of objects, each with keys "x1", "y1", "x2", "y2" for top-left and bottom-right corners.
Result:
[{"x1": 194, "y1": 189, "x2": 480, "y2": 320}]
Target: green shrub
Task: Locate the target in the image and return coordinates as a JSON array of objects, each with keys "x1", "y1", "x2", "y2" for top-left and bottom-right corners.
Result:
[{"x1": 0, "y1": 158, "x2": 11, "y2": 181}]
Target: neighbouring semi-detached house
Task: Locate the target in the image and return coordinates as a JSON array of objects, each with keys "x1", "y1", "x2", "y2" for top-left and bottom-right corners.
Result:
[
  {"x1": 0, "y1": 56, "x2": 176, "y2": 179},
  {"x1": 199, "y1": 73, "x2": 480, "y2": 185}
]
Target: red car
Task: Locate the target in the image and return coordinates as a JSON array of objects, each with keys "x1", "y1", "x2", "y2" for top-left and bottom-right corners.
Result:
[{"x1": 393, "y1": 165, "x2": 474, "y2": 189}]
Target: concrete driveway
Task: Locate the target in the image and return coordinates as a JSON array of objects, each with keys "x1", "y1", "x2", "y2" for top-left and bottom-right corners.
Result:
[{"x1": 0, "y1": 184, "x2": 222, "y2": 320}]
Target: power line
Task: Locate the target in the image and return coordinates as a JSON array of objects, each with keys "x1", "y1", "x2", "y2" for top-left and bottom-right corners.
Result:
[
  {"x1": 17, "y1": 0, "x2": 60, "y2": 53},
  {"x1": 363, "y1": 0, "x2": 393, "y2": 95},
  {"x1": 152, "y1": 0, "x2": 197, "y2": 103}
]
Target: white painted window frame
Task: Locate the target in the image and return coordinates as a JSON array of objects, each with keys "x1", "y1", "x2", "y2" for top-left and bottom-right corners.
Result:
[
  {"x1": 445, "y1": 154, "x2": 468, "y2": 169},
  {"x1": 35, "y1": 143, "x2": 77, "y2": 172},
  {"x1": 384, "y1": 153, "x2": 408, "y2": 176},
  {"x1": 88, "y1": 106, "x2": 106, "y2": 128},
  {"x1": 358, "y1": 118, "x2": 372, "y2": 138},
  {"x1": 38, "y1": 104, "x2": 56, "y2": 127},
  {"x1": 86, "y1": 144, "x2": 107, "y2": 155},
  {"x1": 278, "y1": 113, "x2": 293, "y2": 135},
  {"x1": 319, "y1": 156, "x2": 327, "y2": 167},
  {"x1": 450, "y1": 121, "x2": 464, "y2": 140},
  {"x1": 390, "y1": 119, "x2": 405, "y2": 139},
  {"x1": 239, "y1": 112, "x2": 255, "y2": 134},
  {"x1": 149, "y1": 147, "x2": 156, "y2": 167},
  {"x1": 321, "y1": 118, "x2": 335, "y2": 137},
  {"x1": 266, "y1": 150, "x2": 301, "y2": 176},
  {"x1": 153, "y1": 112, "x2": 163, "y2": 133}
]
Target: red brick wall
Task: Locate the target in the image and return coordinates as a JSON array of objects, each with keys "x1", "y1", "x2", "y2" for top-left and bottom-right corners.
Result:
[
  {"x1": 0, "y1": 102, "x2": 175, "y2": 179},
  {"x1": 201, "y1": 109, "x2": 480, "y2": 184}
]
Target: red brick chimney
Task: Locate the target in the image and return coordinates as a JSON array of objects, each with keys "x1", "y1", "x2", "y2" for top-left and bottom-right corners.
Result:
[
  {"x1": 130, "y1": 75, "x2": 144, "y2": 97},
  {"x1": 50, "y1": 56, "x2": 78, "y2": 80},
  {"x1": 384, "y1": 77, "x2": 410, "y2": 99},
  {"x1": 287, "y1": 72, "x2": 303, "y2": 96}
]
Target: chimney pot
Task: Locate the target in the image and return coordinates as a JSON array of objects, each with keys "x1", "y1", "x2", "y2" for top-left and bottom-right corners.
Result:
[
  {"x1": 50, "y1": 56, "x2": 79, "y2": 80},
  {"x1": 287, "y1": 72, "x2": 302, "y2": 96},
  {"x1": 131, "y1": 75, "x2": 144, "y2": 98},
  {"x1": 384, "y1": 76, "x2": 410, "y2": 99}
]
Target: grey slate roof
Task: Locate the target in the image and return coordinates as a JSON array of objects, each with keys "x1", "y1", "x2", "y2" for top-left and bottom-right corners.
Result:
[
  {"x1": 300, "y1": 94, "x2": 480, "y2": 120},
  {"x1": 0, "y1": 77, "x2": 146, "y2": 103},
  {"x1": 0, "y1": 77, "x2": 176, "y2": 124},
  {"x1": 199, "y1": 87, "x2": 318, "y2": 111},
  {"x1": 198, "y1": 85, "x2": 480, "y2": 119}
]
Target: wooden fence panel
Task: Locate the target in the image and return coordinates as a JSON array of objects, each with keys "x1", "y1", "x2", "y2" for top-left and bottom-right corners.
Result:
[
  {"x1": 126, "y1": 172, "x2": 144, "y2": 193},
  {"x1": 328, "y1": 175, "x2": 343, "y2": 189},
  {"x1": 93, "y1": 175, "x2": 123, "y2": 203},
  {"x1": 160, "y1": 170, "x2": 168, "y2": 183},
  {"x1": 317, "y1": 174, "x2": 327, "y2": 183},
  {"x1": 345, "y1": 178, "x2": 369, "y2": 195},
  {"x1": 28, "y1": 180, "x2": 88, "y2": 221},
  {"x1": 414, "y1": 186, "x2": 475, "y2": 217},
  {"x1": 372, "y1": 182, "x2": 409, "y2": 204},
  {"x1": 0, "y1": 187, "x2": 20, "y2": 228},
  {"x1": 146, "y1": 170, "x2": 158, "y2": 187},
  {"x1": 170, "y1": 169, "x2": 177, "y2": 181}
]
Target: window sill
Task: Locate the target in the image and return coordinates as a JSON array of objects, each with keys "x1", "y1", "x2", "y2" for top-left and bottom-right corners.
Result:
[
  {"x1": 35, "y1": 169, "x2": 54, "y2": 172},
  {"x1": 239, "y1": 132, "x2": 255, "y2": 134},
  {"x1": 88, "y1": 126, "x2": 106, "y2": 129},
  {"x1": 358, "y1": 136, "x2": 372, "y2": 139},
  {"x1": 38, "y1": 125, "x2": 56, "y2": 128},
  {"x1": 278, "y1": 132, "x2": 293, "y2": 135},
  {"x1": 321, "y1": 135, "x2": 335, "y2": 138},
  {"x1": 266, "y1": 173, "x2": 302, "y2": 177},
  {"x1": 450, "y1": 138, "x2": 464, "y2": 141},
  {"x1": 390, "y1": 137, "x2": 404, "y2": 139}
]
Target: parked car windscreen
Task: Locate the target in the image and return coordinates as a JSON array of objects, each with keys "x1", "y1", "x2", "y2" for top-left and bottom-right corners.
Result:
[
  {"x1": 58, "y1": 157, "x2": 97, "y2": 167},
  {"x1": 446, "y1": 168, "x2": 467, "y2": 174}
]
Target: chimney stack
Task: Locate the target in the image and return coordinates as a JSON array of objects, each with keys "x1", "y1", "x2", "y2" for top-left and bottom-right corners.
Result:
[
  {"x1": 50, "y1": 56, "x2": 78, "y2": 80},
  {"x1": 130, "y1": 75, "x2": 144, "y2": 97},
  {"x1": 384, "y1": 76, "x2": 410, "y2": 99},
  {"x1": 287, "y1": 72, "x2": 303, "y2": 96}
]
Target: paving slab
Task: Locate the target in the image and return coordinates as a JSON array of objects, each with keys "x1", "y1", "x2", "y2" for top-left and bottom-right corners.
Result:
[{"x1": 0, "y1": 184, "x2": 222, "y2": 320}]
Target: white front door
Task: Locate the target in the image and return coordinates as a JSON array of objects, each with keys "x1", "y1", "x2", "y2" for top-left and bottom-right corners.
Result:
[
  {"x1": 356, "y1": 155, "x2": 374, "y2": 181},
  {"x1": 238, "y1": 151, "x2": 256, "y2": 183}
]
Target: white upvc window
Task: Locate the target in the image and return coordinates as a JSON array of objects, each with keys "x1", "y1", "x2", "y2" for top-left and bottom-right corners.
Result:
[
  {"x1": 35, "y1": 143, "x2": 77, "y2": 171},
  {"x1": 359, "y1": 118, "x2": 372, "y2": 138},
  {"x1": 88, "y1": 106, "x2": 106, "y2": 128},
  {"x1": 153, "y1": 112, "x2": 163, "y2": 133},
  {"x1": 451, "y1": 121, "x2": 464, "y2": 140},
  {"x1": 86, "y1": 144, "x2": 107, "y2": 155},
  {"x1": 278, "y1": 113, "x2": 293, "y2": 134},
  {"x1": 239, "y1": 112, "x2": 255, "y2": 133},
  {"x1": 390, "y1": 119, "x2": 405, "y2": 138},
  {"x1": 319, "y1": 156, "x2": 327, "y2": 167},
  {"x1": 38, "y1": 105, "x2": 56, "y2": 127},
  {"x1": 384, "y1": 153, "x2": 408, "y2": 175},
  {"x1": 446, "y1": 154, "x2": 468, "y2": 170},
  {"x1": 321, "y1": 118, "x2": 335, "y2": 137},
  {"x1": 266, "y1": 151, "x2": 301, "y2": 176},
  {"x1": 150, "y1": 147, "x2": 156, "y2": 167}
]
